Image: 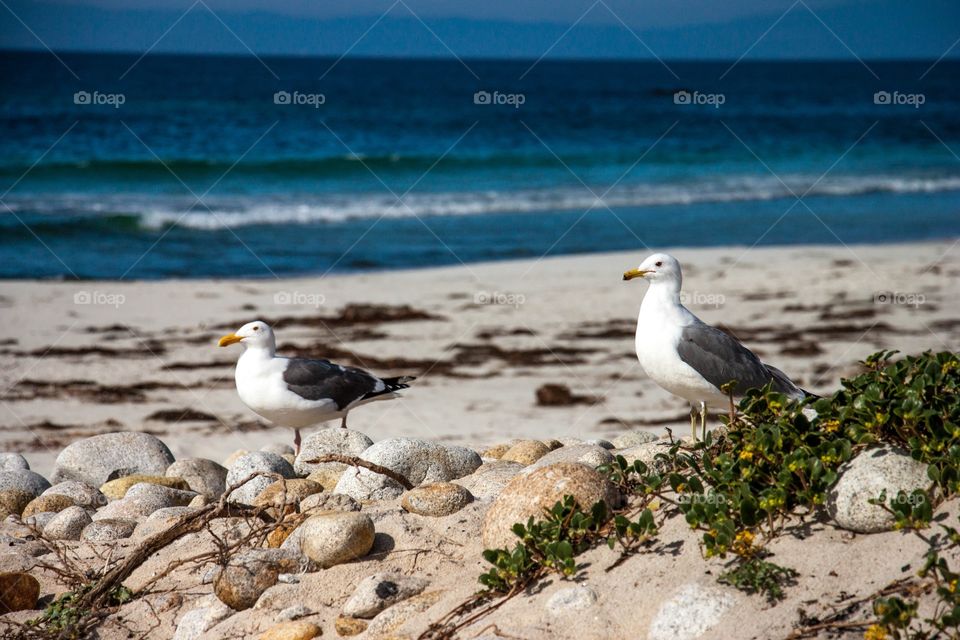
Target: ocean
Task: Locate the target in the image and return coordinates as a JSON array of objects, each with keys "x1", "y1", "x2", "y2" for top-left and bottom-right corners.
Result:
[{"x1": 1, "y1": 51, "x2": 957, "y2": 279}]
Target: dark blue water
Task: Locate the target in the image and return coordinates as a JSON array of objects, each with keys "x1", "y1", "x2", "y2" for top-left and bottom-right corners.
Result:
[{"x1": 1, "y1": 51, "x2": 958, "y2": 279}]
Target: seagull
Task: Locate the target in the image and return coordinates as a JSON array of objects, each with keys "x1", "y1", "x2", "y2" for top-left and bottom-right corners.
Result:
[
  {"x1": 218, "y1": 320, "x2": 415, "y2": 453},
  {"x1": 623, "y1": 253, "x2": 809, "y2": 441}
]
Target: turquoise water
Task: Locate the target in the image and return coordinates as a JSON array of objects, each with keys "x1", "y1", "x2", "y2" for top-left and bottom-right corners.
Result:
[{"x1": 1, "y1": 52, "x2": 957, "y2": 278}]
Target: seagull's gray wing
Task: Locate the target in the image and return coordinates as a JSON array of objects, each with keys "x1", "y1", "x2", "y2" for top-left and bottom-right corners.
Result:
[
  {"x1": 282, "y1": 358, "x2": 384, "y2": 409},
  {"x1": 676, "y1": 322, "x2": 802, "y2": 398}
]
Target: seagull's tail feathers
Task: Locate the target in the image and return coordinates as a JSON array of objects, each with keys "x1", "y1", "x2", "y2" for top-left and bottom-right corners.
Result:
[
  {"x1": 383, "y1": 375, "x2": 416, "y2": 389},
  {"x1": 764, "y1": 364, "x2": 812, "y2": 401}
]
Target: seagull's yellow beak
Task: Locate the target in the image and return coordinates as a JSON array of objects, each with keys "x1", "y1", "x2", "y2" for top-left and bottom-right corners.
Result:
[
  {"x1": 622, "y1": 268, "x2": 649, "y2": 281},
  {"x1": 218, "y1": 333, "x2": 243, "y2": 347}
]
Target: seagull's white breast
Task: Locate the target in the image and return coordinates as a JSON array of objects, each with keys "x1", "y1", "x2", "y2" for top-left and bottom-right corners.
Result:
[{"x1": 234, "y1": 351, "x2": 338, "y2": 427}]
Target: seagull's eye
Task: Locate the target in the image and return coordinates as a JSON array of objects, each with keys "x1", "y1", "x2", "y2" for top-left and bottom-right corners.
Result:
[
  {"x1": 253, "y1": 326, "x2": 259, "y2": 331},
  {"x1": 655, "y1": 261, "x2": 663, "y2": 267}
]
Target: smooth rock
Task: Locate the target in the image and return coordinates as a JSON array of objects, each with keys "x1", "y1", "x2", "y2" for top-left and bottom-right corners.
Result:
[
  {"x1": 100, "y1": 474, "x2": 190, "y2": 500},
  {"x1": 25, "y1": 511, "x2": 57, "y2": 529},
  {"x1": 22, "y1": 493, "x2": 75, "y2": 518},
  {"x1": 261, "y1": 443, "x2": 295, "y2": 456},
  {"x1": 342, "y1": 571, "x2": 429, "y2": 619},
  {"x1": 134, "y1": 506, "x2": 195, "y2": 538},
  {"x1": 0, "y1": 470, "x2": 51, "y2": 498},
  {"x1": 94, "y1": 482, "x2": 196, "y2": 520},
  {"x1": 166, "y1": 458, "x2": 228, "y2": 498},
  {"x1": 259, "y1": 620, "x2": 321, "y2": 640},
  {"x1": 52, "y1": 432, "x2": 175, "y2": 487},
  {"x1": 254, "y1": 479, "x2": 323, "y2": 509},
  {"x1": 214, "y1": 553, "x2": 282, "y2": 610},
  {"x1": 0, "y1": 490, "x2": 33, "y2": 518},
  {"x1": 226, "y1": 452, "x2": 296, "y2": 505},
  {"x1": 42, "y1": 481, "x2": 107, "y2": 509},
  {"x1": 0, "y1": 572, "x2": 40, "y2": 613},
  {"x1": 223, "y1": 449, "x2": 249, "y2": 468},
  {"x1": 0, "y1": 453, "x2": 29, "y2": 471},
  {"x1": 299, "y1": 512, "x2": 375, "y2": 568},
  {"x1": 401, "y1": 482, "x2": 472, "y2": 517},
  {"x1": 500, "y1": 440, "x2": 550, "y2": 465},
  {"x1": 333, "y1": 438, "x2": 476, "y2": 501},
  {"x1": 299, "y1": 492, "x2": 360, "y2": 514},
  {"x1": 443, "y1": 446, "x2": 483, "y2": 478},
  {"x1": 43, "y1": 506, "x2": 92, "y2": 540},
  {"x1": 189, "y1": 494, "x2": 210, "y2": 508},
  {"x1": 82, "y1": 519, "x2": 137, "y2": 542},
  {"x1": 585, "y1": 439, "x2": 616, "y2": 449},
  {"x1": 172, "y1": 594, "x2": 234, "y2": 640},
  {"x1": 481, "y1": 462, "x2": 618, "y2": 549},
  {"x1": 362, "y1": 590, "x2": 441, "y2": 637},
  {"x1": 453, "y1": 461, "x2": 523, "y2": 501},
  {"x1": 525, "y1": 444, "x2": 615, "y2": 472},
  {"x1": 828, "y1": 444, "x2": 932, "y2": 533},
  {"x1": 305, "y1": 468, "x2": 344, "y2": 492},
  {"x1": 611, "y1": 430, "x2": 660, "y2": 448},
  {"x1": 334, "y1": 616, "x2": 367, "y2": 636},
  {"x1": 293, "y1": 428, "x2": 373, "y2": 476},
  {"x1": 277, "y1": 604, "x2": 312, "y2": 621},
  {"x1": 480, "y1": 443, "x2": 511, "y2": 459},
  {"x1": 546, "y1": 584, "x2": 598, "y2": 615},
  {"x1": 649, "y1": 583, "x2": 734, "y2": 640}
]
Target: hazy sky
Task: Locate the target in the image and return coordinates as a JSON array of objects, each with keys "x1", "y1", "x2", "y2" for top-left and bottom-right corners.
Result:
[{"x1": 2, "y1": 0, "x2": 958, "y2": 58}]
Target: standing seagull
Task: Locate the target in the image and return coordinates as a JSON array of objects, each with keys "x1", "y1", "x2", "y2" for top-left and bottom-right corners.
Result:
[
  {"x1": 218, "y1": 320, "x2": 415, "y2": 453},
  {"x1": 623, "y1": 253, "x2": 808, "y2": 441}
]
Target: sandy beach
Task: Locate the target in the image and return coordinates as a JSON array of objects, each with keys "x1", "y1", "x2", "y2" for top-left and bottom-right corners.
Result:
[{"x1": 4, "y1": 241, "x2": 957, "y2": 476}]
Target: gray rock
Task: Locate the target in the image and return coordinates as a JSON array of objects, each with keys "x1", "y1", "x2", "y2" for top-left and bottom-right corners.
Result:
[
  {"x1": 293, "y1": 427, "x2": 374, "y2": 476},
  {"x1": 225, "y1": 452, "x2": 295, "y2": 505},
  {"x1": 333, "y1": 438, "x2": 475, "y2": 501},
  {"x1": 342, "y1": 571, "x2": 429, "y2": 619},
  {"x1": 453, "y1": 461, "x2": 523, "y2": 501},
  {"x1": 0, "y1": 453, "x2": 29, "y2": 471},
  {"x1": 134, "y1": 506, "x2": 196, "y2": 538},
  {"x1": 443, "y1": 446, "x2": 483, "y2": 478},
  {"x1": 277, "y1": 604, "x2": 312, "y2": 621},
  {"x1": 828, "y1": 444, "x2": 932, "y2": 533},
  {"x1": 25, "y1": 511, "x2": 57, "y2": 529},
  {"x1": 42, "y1": 481, "x2": 107, "y2": 509},
  {"x1": 43, "y1": 506, "x2": 92, "y2": 540},
  {"x1": 93, "y1": 483, "x2": 196, "y2": 521},
  {"x1": 299, "y1": 492, "x2": 360, "y2": 514},
  {"x1": 585, "y1": 439, "x2": 615, "y2": 450},
  {"x1": 649, "y1": 583, "x2": 734, "y2": 640},
  {"x1": 82, "y1": 519, "x2": 137, "y2": 542},
  {"x1": 172, "y1": 594, "x2": 234, "y2": 640},
  {"x1": 261, "y1": 443, "x2": 294, "y2": 456},
  {"x1": 0, "y1": 470, "x2": 51, "y2": 498},
  {"x1": 52, "y1": 431, "x2": 175, "y2": 487},
  {"x1": 213, "y1": 551, "x2": 282, "y2": 610},
  {"x1": 166, "y1": 458, "x2": 228, "y2": 498},
  {"x1": 524, "y1": 444, "x2": 615, "y2": 472},
  {"x1": 546, "y1": 585, "x2": 598, "y2": 615},
  {"x1": 298, "y1": 511, "x2": 375, "y2": 568},
  {"x1": 611, "y1": 430, "x2": 660, "y2": 448},
  {"x1": 401, "y1": 482, "x2": 473, "y2": 517}
]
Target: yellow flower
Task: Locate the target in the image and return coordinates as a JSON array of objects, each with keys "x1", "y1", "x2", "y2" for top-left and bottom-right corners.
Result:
[
  {"x1": 864, "y1": 624, "x2": 888, "y2": 640},
  {"x1": 732, "y1": 530, "x2": 756, "y2": 557},
  {"x1": 949, "y1": 579, "x2": 958, "y2": 593},
  {"x1": 823, "y1": 420, "x2": 840, "y2": 433},
  {"x1": 739, "y1": 450, "x2": 754, "y2": 461}
]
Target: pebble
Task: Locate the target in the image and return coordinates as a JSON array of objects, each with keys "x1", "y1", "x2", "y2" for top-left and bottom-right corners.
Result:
[
  {"x1": 133, "y1": 506, "x2": 195, "y2": 538},
  {"x1": 0, "y1": 490, "x2": 34, "y2": 519},
  {"x1": 401, "y1": 482, "x2": 473, "y2": 517},
  {"x1": 52, "y1": 431, "x2": 175, "y2": 487},
  {"x1": 261, "y1": 443, "x2": 295, "y2": 456},
  {"x1": 298, "y1": 492, "x2": 360, "y2": 514},
  {"x1": 214, "y1": 552, "x2": 283, "y2": 610},
  {"x1": 304, "y1": 468, "x2": 344, "y2": 492},
  {"x1": 166, "y1": 458, "x2": 228, "y2": 498},
  {"x1": 81, "y1": 518, "x2": 138, "y2": 542},
  {"x1": 361, "y1": 590, "x2": 441, "y2": 638},
  {"x1": 611, "y1": 430, "x2": 660, "y2": 448},
  {"x1": 0, "y1": 453, "x2": 29, "y2": 471},
  {"x1": 258, "y1": 621, "x2": 322, "y2": 640},
  {"x1": 500, "y1": 440, "x2": 550, "y2": 465},
  {"x1": 342, "y1": 571, "x2": 429, "y2": 619},
  {"x1": 94, "y1": 483, "x2": 197, "y2": 520},
  {"x1": 481, "y1": 443, "x2": 511, "y2": 459},
  {"x1": 524, "y1": 444, "x2": 614, "y2": 472},
  {"x1": 334, "y1": 616, "x2": 367, "y2": 636},
  {"x1": 453, "y1": 461, "x2": 523, "y2": 501},
  {"x1": 0, "y1": 470, "x2": 51, "y2": 498},
  {"x1": 43, "y1": 505, "x2": 92, "y2": 540},
  {"x1": 100, "y1": 474, "x2": 190, "y2": 500},
  {"x1": 172, "y1": 594, "x2": 234, "y2": 640},
  {"x1": 648, "y1": 583, "x2": 734, "y2": 640},
  {"x1": 22, "y1": 493, "x2": 75, "y2": 518},
  {"x1": 253, "y1": 479, "x2": 323, "y2": 509},
  {"x1": 226, "y1": 452, "x2": 296, "y2": 505},
  {"x1": 42, "y1": 481, "x2": 108, "y2": 510},
  {"x1": 481, "y1": 462, "x2": 619, "y2": 549},
  {"x1": 0, "y1": 572, "x2": 40, "y2": 613},
  {"x1": 277, "y1": 604, "x2": 312, "y2": 621},
  {"x1": 827, "y1": 444, "x2": 932, "y2": 533},
  {"x1": 298, "y1": 511, "x2": 375, "y2": 568},
  {"x1": 25, "y1": 511, "x2": 57, "y2": 529},
  {"x1": 293, "y1": 427, "x2": 374, "y2": 476}
]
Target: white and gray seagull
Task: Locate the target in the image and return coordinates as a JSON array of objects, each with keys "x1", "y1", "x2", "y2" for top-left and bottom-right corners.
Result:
[
  {"x1": 218, "y1": 320, "x2": 415, "y2": 453},
  {"x1": 623, "y1": 253, "x2": 809, "y2": 441}
]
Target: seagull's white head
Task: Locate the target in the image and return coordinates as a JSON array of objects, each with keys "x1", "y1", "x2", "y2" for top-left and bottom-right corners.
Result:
[
  {"x1": 218, "y1": 320, "x2": 275, "y2": 350},
  {"x1": 623, "y1": 253, "x2": 682, "y2": 285}
]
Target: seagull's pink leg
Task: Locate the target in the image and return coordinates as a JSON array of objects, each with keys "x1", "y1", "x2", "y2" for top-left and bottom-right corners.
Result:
[{"x1": 294, "y1": 428, "x2": 301, "y2": 455}]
